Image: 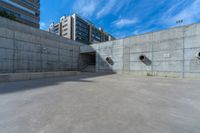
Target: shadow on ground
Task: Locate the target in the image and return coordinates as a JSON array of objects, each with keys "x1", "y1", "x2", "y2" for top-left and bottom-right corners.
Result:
[
  {"x1": 0, "y1": 44, "x2": 117, "y2": 94},
  {"x1": 0, "y1": 72, "x2": 114, "y2": 94}
]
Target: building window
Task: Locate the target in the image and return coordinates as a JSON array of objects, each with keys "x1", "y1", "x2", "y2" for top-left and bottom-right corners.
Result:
[
  {"x1": 63, "y1": 28, "x2": 68, "y2": 31},
  {"x1": 63, "y1": 24, "x2": 68, "y2": 28}
]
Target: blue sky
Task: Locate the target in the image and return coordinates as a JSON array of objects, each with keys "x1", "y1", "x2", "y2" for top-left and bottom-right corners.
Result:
[{"x1": 40, "y1": 0, "x2": 200, "y2": 39}]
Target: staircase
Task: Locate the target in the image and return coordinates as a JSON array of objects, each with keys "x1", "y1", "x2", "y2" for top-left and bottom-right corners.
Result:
[{"x1": 82, "y1": 65, "x2": 96, "y2": 72}]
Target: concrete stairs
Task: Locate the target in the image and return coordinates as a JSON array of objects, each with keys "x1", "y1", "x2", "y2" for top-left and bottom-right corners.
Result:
[{"x1": 82, "y1": 65, "x2": 96, "y2": 72}]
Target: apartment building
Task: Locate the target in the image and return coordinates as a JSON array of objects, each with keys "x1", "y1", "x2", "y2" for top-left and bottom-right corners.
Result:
[
  {"x1": 0, "y1": 0, "x2": 40, "y2": 28},
  {"x1": 60, "y1": 15, "x2": 73, "y2": 39},
  {"x1": 49, "y1": 22, "x2": 61, "y2": 36},
  {"x1": 48, "y1": 13, "x2": 115, "y2": 44}
]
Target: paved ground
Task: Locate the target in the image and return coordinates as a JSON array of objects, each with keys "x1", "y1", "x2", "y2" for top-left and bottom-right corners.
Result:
[{"x1": 0, "y1": 73, "x2": 200, "y2": 133}]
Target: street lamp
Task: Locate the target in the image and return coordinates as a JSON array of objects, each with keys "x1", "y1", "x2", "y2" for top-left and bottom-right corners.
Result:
[{"x1": 176, "y1": 19, "x2": 184, "y2": 26}]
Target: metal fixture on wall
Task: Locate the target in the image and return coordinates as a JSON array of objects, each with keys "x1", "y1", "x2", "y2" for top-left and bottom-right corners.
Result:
[
  {"x1": 139, "y1": 55, "x2": 146, "y2": 62},
  {"x1": 139, "y1": 55, "x2": 152, "y2": 66},
  {"x1": 106, "y1": 57, "x2": 114, "y2": 65},
  {"x1": 196, "y1": 51, "x2": 200, "y2": 59}
]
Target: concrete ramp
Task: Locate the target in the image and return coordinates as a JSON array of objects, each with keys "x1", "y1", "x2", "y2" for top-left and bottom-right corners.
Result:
[{"x1": 80, "y1": 45, "x2": 96, "y2": 53}]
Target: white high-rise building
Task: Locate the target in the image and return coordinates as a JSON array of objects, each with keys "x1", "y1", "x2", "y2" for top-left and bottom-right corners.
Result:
[{"x1": 48, "y1": 13, "x2": 115, "y2": 44}]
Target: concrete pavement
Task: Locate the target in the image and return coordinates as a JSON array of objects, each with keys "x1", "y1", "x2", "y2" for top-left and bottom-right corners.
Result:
[{"x1": 0, "y1": 73, "x2": 200, "y2": 133}]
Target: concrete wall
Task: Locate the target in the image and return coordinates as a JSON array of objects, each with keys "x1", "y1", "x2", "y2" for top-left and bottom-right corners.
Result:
[
  {"x1": 0, "y1": 17, "x2": 82, "y2": 73},
  {"x1": 1, "y1": 16, "x2": 200, "y2": 78},
  {"x1": 81, "y1": 23, "x2": 200, "y2": 78}
]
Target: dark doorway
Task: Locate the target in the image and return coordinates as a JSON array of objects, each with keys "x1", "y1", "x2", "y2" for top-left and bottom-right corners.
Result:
[{"x1": 79, "y1": 52, "x2": 96, "y2": 72}]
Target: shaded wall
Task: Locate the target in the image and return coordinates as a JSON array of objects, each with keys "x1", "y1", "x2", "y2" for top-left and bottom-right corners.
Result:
[
  {"x1": 81, "y1": 23, "x2": 200, "y2": 78},
  {"x1": 0, "y1": 17, "x2": 82, "y2": 73}
]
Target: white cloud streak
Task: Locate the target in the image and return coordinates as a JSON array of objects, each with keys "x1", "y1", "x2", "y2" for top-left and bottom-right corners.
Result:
[
  {"x1": 72, "y1": 0, "x2": 133, "y2": 19},
  {"x1": 172, "y1": 0, "x2": 200, "y2": 24},
  {"x1": 96, "y1": 0, "x2": 117, "y2": 19},
  {"x1": 113, "y1": 18, "x2": 138, "y2": 28},
  {"x1": 161, "y1": 0, "x2": 200, "y2": 26},
  {"x1": 73, "y1": 0, "x2": 99, "y2": 18},
  {"x1": 40, "y1": 22, "x2": 47, "y2": 30}
]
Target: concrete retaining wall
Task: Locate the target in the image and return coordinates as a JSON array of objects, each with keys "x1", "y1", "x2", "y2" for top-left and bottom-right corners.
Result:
[
  {"x1": 0, "y1": 17, "x2": 82, "y2": 73},
  {"x1": 81, "y1": 23, "x2": 200, "y2": 78},
  {"x1": 1, "y1": 16, "x2": 200, "y2": 78}
]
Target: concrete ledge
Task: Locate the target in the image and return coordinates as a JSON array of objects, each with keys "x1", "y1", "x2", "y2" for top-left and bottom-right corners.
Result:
[
  {"x1": 184, "y1": 72, "x2": 200, "y2": 79},
  {"x1": 114, "y1": 71, "x2": 183, "y2": 78},
  {"x1": 0, "y1": 71, "x2": 80, "y2": 82}
]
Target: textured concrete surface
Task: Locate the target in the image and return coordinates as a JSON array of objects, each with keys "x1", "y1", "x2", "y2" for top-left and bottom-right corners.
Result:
[
  {"x1": 0, "y1": 73, "x2": 200, "y2": 133},
  {"x1": 81, "y1": 23, "x2": 200, "y2": 78},
  {"x1": 0, "y1": 16, "x2": 81, "y2": 73},
  {"x1": 1, "y1": 16, "x2": 200, "y2": 78}
]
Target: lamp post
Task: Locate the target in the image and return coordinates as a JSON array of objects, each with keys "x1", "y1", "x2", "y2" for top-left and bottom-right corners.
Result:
[{"x1": 176, "y1": 19, "x2": 184, "y2": 26}]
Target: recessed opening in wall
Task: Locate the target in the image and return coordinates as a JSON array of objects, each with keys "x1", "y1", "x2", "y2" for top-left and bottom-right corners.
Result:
[
  {"x1": 80, "y1": 52, "x2": 96, "y2": 72},
  {"x1": 106, "y1": 57, "x2": 114, "y2": 65},
  {"x1": 196, "y1": 51, "x2": 200, "y2": 59},
  {"x1": 139, "y1": 55, "x2": 152, "y2": 66},
  {"x1": 139, "y1": 55, "x2": 146, "y2": 62}
]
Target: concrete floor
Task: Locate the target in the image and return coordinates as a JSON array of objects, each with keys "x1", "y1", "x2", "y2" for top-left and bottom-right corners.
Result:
[{"x1": 0, "y1": 73, "x2": 200, "y2": 133}]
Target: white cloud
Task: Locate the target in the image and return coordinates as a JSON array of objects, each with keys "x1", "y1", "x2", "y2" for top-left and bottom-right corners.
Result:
[
  {"x1": 161, "y1": 0, "x2": 200, "y2": 26},
  {"x1": 112, "y1": 31, "x2": 127, "y2": 39},
  {"x1": 96, "y1": 0, "x2": 117, "y2": 19},
  {"x1": 40, "y1": 22, "x2": 47, "y2": 30},
  {"x1": 132, "y1": 27, "x2": 157, "y2": 36},
  {"x1": 113, "y1": 18, "x2": 138, "y2": 28},
  {"x1": 73, "y1": 0, "x2": 99, "y2": 18},
  {"x1": 112, "y1": 0, "x2": 132, "y2": 14},
  {"x1": 96, "y1": 0, "x2": 132, "y2": 19},
  {"x1": 172, "y1": 0, "x2": 200, "y2": 24}
]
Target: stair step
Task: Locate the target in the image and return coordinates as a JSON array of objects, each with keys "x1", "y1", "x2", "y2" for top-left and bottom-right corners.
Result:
[{"x1": 82, "y1": 65, "x2": 96, "y2": 72}]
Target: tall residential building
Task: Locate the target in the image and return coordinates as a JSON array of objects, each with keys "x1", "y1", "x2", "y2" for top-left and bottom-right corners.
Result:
[
  {"x1": 48, "y1": 13, "x2": 115, "y2": 44},
  {"x1": 0, "y1": 0, "x2": 40, "y2": 28}
]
